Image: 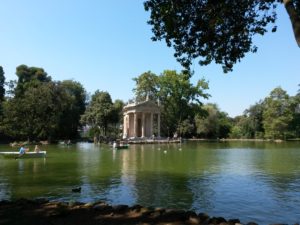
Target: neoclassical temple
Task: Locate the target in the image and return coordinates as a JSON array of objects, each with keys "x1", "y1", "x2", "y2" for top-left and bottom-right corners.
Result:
[{"x1": 122, "y1": 100, "x2": 161, "y2": 139}]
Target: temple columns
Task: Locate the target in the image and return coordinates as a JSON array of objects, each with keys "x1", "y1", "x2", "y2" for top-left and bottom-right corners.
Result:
[
  {"x1": 157, "y1": 113, "x2": 160, "y2": 137},
  {"x1": 123, "y1": 115, "x2": 127, "y2": 138},
  {"x1": 123, "y1": 112, "x2": 161, "y2": 138},
  {"x1": 133, "y1": 113, "x2": 137, "y2": 137},
  {"x1": 141, "y1": 113, "x2": 145, "y2": 138},
  {"x1": 150, "y1": 113, "x2": 153, "y2": 137}
]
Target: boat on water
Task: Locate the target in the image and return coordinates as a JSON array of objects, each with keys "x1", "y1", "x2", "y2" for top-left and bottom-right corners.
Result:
[
  {"x1": 0, "y1": 151, "x2": 47, "y2": 159},
  {"x1": 112, "y1": 140, "x2": 129, "y2": 150},
  {"x1": 114, "y1": 145, "x2": 129, "y2": 150}
]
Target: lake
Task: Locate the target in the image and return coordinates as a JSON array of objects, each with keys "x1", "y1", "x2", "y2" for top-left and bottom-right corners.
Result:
[{"x1": 1, "y1": 141, "x2": 300, "y2": 224}]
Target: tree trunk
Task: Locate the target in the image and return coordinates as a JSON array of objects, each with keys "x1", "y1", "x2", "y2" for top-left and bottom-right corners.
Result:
[{"x1": 283, "y1": 0, "x2": 300, "y2": 47}]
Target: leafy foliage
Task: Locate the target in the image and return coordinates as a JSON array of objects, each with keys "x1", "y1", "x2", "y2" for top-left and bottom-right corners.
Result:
[
  {"x1": 263, "y1": 87, "x2": 294, "y2": 139},
  {"x1": 133, "y1": 71, "x2": 159, "y2": 101},
  {"x1": 144, "y1": 0, "x2": 300, "y2": 71},
  {"x1": 133, "y1": 70, "x2": 209, "y2": 137},
  {"x1": 159, "y1": 70, "x2": 209, "y2": 137},
  {"x1": 2, "y1": 83, "x2": 64, "y2": 140},
  {"x1": 230, "y1": 101, "x2": 265, "y2": 139},
  {"x1": 81, "y1": 91, "x2": 115, "y2": 137},
  {"x1": 57, "y1": 80, "x2": 86, "y2": 139},
  {"x1": 15, "y1": 65, "x2": 52, "y2": 97},
  {"x1": 0, "y1": 65, "x2": 87, "y2": 142},
  {"x1": 0, "y1": 66, "x2": 5, "y2": 102},
  {"x1": 195, "y1": 103, "x2": 231, "y2": 138}
]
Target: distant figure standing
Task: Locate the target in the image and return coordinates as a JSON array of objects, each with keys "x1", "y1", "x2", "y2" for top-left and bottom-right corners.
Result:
[{"x1": 34, "y1": 145, "x2": 41, "y2": 153}]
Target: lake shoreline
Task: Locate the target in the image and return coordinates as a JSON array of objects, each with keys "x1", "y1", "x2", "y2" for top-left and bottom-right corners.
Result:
[
  {"x1": 187, "y1": 138, "x2": 300, "y2": 142},
  {"x1": 0, "y1": 198, "x2": 268, "y2": 225}
]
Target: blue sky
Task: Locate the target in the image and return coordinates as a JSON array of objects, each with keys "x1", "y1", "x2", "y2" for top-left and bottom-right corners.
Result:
[{"x1": 0, "y1": 1, "x2": 299, "y2": 117}]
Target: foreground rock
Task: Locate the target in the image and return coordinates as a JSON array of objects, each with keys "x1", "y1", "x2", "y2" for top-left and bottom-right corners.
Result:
[{"x1": 0, "y1": 199, "x2": 291, "y2": 225}]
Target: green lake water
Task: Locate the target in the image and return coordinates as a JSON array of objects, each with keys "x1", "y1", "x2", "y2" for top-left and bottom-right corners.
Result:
[{"x1": 1, "y1": 141, "x2": 300, "y2": 224}]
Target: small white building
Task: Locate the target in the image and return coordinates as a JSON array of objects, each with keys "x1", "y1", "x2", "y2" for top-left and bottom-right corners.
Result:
[{"x1": 122, "y1": 100, "x2": 161, "y2": 139}]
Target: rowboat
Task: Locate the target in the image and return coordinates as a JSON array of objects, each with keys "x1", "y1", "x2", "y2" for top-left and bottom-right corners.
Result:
[
  {"x1": 114, "y1": 145, "x2": 129, "y2": 150},
  {"x1": 0, "y1": 151, "x2": 47, "y2": 159}
]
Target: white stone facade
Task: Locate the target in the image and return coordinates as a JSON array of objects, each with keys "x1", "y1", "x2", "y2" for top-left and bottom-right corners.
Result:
[{"x1": 122, "y1": 100, "x2": 161, "y2": 139}]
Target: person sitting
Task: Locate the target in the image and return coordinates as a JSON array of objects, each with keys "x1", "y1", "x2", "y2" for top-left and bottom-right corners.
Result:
[
  {"x1": 34, "y1": 145, "x2": 41, "y2": 153},
  {"x1": 19, "y1": 145, "x2": 29, "y2": 155}
]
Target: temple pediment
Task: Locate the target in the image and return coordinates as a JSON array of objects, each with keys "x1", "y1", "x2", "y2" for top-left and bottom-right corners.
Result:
[{"x1": 123, "y1": 100, "x2": 160, "y2": 113}]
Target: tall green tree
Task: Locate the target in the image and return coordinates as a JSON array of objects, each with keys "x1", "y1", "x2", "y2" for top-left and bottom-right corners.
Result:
[
  {"x1": 159, "y1": 70, "x2": 209, "y2": 137},
  {"x1": 1, "y1": 65, "x2": 86, "y2": 142},
  {"x1": 0, "y1": 66, "x2": 5, "y2": 102},
  {"x1": 111, "y1": 99, "x2": 124, "y2": 125},
  {"x1": 108, "y1": 99, "x2": 125, "y2": 138},
  {"x1": 0, "y1": 66, "x2": 5, "y2": 140},
  {"x1": 195, "y1": 103, "x2": 231, "y2": 139},
  {"x1": 263, "y1": 87, "x2": 294, "y2": 140},
  {"x1": 230, "y1": 116, "x2": 249, "y2": 139},
  {"x1": 58, "y1": 80, "x2": 86, "y2": 139},
  {"x1": 289, "y1": 87, "x2": 300, "y2": 137},
  {"x1": 133, "y1": 71, "x2": 159, "y2": 101},
  {"x1": 133, "y1": 70, "x2": 209, "y2": 137},
  {"x1": 2, "y1": 82, "x2": 66, "y2": 141},
  {"x1": 144, "y1": 0, "x2": 300, "y2": 71},
  {"x1": 81, "y1": 91, "x2": 114, "y2": 137},
  {"x1": 15, "y1": 64, "x2": 51, "y2": 97},
  {"x1": 243, "y1": 101, "x2": 265, "y2": 138}
]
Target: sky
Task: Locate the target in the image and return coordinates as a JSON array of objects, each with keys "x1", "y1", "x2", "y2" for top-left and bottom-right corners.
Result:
[{"x1": 0, "y1": 1, "x2": 299, "y2": 117}]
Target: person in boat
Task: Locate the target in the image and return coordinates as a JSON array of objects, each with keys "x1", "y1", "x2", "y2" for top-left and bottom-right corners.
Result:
[
  {"x1": 34, "y1": 145, "x2": 41, "y2": 153},
  {"x1": 19, "y1": 145, "x2": 29, "y2": 155}
]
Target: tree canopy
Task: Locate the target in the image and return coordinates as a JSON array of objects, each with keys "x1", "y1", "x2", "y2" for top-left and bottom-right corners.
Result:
[
  {"x1": 81, "y1": 91, "x2": 115, "y2": 137},
  {"x1": 263, "y1": 87, "x2": 294, "y2": 139},
  {"x1": 195, "y1": 103, "x2": 232, "y2": 139},
  {"x1": 144, "y1": 0, "x2": 300, "y2": 72},
  {"x1": 133, "y1": 70, "x2": 210, "y2": 137},
  {"x1": 0, "y1": 65, "x2": 87, "y2": 142},
  {"x1": 132, "y1": 71, "x2": 159, "y2": 101},
  {"x1": 230, "y1": 86, "x2": 299, "y2": 140},
  {"x1": 15, "y1": 64, "x2": 52, "y2": 97}
]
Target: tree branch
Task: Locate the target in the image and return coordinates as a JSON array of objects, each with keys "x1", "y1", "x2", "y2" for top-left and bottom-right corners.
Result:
[{"x1": 283, "y1": 0, "x2": 300, "y2": 47}]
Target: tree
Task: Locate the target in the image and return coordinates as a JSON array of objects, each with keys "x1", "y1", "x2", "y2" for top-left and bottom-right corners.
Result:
[
  {"x1": 111, "y1": 99, "x2": 124, "y2": 125},
  {"x1": 1, "y1": 65, "x2": 87, "y2": 142},
  {"x1": 2, "y1": 82, "x2": 67, "y2": 141},
  {"x1": 243, "y1": 101, "x2": 265, "y2": 138},
  {"x1": 15, "y1": 64, "x2": 51, "y2": 97},
  {"x1": 133, "y1": 71, "x2": 159, "y2": 101},
  {"x1": 195, "y1": 103, "x2": 231, "y2": 139},
  {"x1": 0, "y1": 66, "x2": 5, "y2": 102},
  {"x1": 144, "y1": 0, "x2": 300, "y2": 72},
  {"x1": 133, "y1": 70, "x2": 209, "y2": 137},
  {"x1": 0, "y1": 66, "x2": 5, "y2": 140},
  {"x1": 81, "y1": 91, "x2": 114, "y2": 138},
  {"x1": 159, "y1": 70, "x2": 209, "y2": 137},
  {"x1": 230, "y1": 116, "x2": 247, "y2": 139},
  {"x1": 289, "y1": 88, "x2": 300, "y2": 137},
  {"x1": 58, "y1": 80, "x2": 86, "y2": 139},
  {"x1": 263, "y1": 87, "x2": 294, "y2": 139},
  {"x1": 108, "y1": 99, "x2": 125, "y2": 138}
]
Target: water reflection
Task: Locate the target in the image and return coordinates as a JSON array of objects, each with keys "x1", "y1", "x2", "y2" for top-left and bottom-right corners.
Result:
[{"x1": 1, "y1": 142, "x2": 300, "y2": 224}]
